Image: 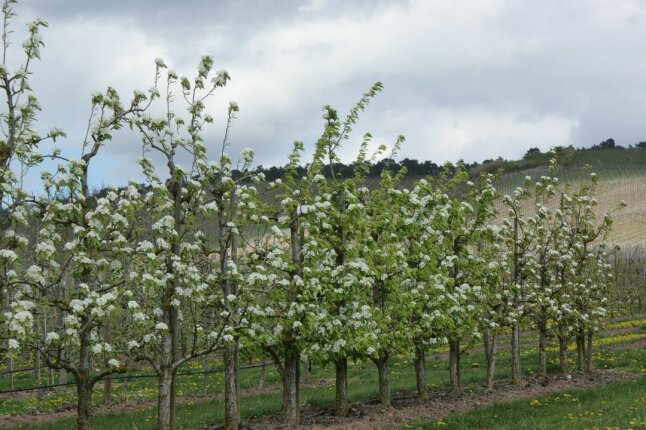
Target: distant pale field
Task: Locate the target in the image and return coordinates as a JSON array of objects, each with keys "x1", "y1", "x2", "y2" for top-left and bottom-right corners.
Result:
[
  {"x1": 494, "y1": 174, "x2": 646, "y2": 248},
  {"x1": 595, "y1": 176, "x2": 646, "y2": 247}
]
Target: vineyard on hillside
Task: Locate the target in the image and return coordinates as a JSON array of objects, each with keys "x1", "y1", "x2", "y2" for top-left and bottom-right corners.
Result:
[{"x1": 493, "y1": 149, "x2": 646, "y2": 248}]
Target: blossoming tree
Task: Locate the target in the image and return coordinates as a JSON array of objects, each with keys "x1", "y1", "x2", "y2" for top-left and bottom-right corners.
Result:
[
  {"x1": 127, "y1": 57, "x2": 234, "y2": 430},
  {"x1": 8, "y1": 86, "x2": 151, "y2": 430}
]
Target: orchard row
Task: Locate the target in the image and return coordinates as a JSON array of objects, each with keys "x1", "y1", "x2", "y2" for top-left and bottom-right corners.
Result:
[{"x1": 0, "y1": 3, "x2": 619, "y2": 430}]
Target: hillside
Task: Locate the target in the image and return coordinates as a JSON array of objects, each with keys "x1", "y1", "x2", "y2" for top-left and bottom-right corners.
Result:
[
  {"x1": 251, "y1": 148, "x2": 645, "y2": 247},
  {"x1": 491, "y1": 149, "x2": 646, "y2": 248},
  {"x1": 343, "y1": 148, "x2": 645, "y2": 248},
  {"x1": 91, "y1": 148, "x2": 646, "y2": 248}
]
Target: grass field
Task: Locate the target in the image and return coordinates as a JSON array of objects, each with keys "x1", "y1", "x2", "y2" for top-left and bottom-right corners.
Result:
[
  {"x1": 2, "y1": 315, "x2": 644, "y2": 429},
  {"x1": 402, "y1": 379, "x2": 646, "y2": 430}
]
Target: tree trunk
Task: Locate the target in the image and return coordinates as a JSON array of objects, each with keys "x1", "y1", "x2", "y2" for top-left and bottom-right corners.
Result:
[
  {"x1": 202, "y1": 355, "x2": 209, "y2": 395},
  {"x1": 235, "y1": 344, "x2": 240, "y2": 416},
  {"x1": 157, "y1": 305, "x2": 177, "y2": 430},
  {"x1": 169, "y1": 306, "x2": 180, "y2": 427},
  {"x1": 224, "y1": 344, "x2": 240, "y2": 430},
  {"x1": 585, "y1": 330, "x2": 593, "y2": 373},
  {"x1": 43, "y1": 314, "x2": 53, "y2": 386},
  {"x1": 414, "y1": 344, "x2": 428, "y2": 400},
  {"x1": 59, "y1": 365, "x2": 68, "y2": 385},
  {"x1": 8, "y1": 356, "x2": 14, "y2": 391},
  {"x1": 259, "y1": 360, "x2": 266, "y2": 388},
  {"x1": 510, "y1": 324, "x2": 521, "y2": 385},
  {"x1": 58, "y1": 306, "x2": 68, "y2": 385},
  {"x1": 281, "y1": 343, "x2": 300, "y2": 426},
  {"x1": 120, "y1": 378, "x2": 128, "y2": 404},
  {"x1": 510, "y1": 216, "x2": 522, "y2": 386},
  {"x1": 301, "y1": 358, "x2": 309, "y2": 382},
  {"x1": 558, "y1": 326, "x2": 569, "y2": 375},
  {"x1": 220, "y1": 205, "x2": 241, "y2": 430},
  {"x1": 575, "y1": 331, "x2": 585, "y2": 373},
  {"x1": 35, "y1": 342, "x2": 42, "y2": 386},
  {"x1": 373, "y1": 352, "x2": 390, "y2": 407},
  {"x1": 484, "y1": 330, "x2": 497, "y2": 390},
  {"x1": 103, "y1": 323, "x2": 113, "y2": 405},
  {"x1": 483, "y1": 329, "x2": 490, "y2": 365},
  {"x1": 35, "y1": 321, "x2": 43, "y2": 410},
  {"x1": 449, "y1": 339, "x2": 461, "y2": 392},
  {"x1": 538, "y1": 326, "x2": 547, "y2": 377},
  {"x1": 103, "y1": 377, "x2": 112, "y2": 406},
  {"x1": 335, "y1": 357, "x2": 349, "y2": 417},
  {"x1": 119, "y1": 353, "x2": 127, "y2": 404},
  {"x1": 76, "y1": 379, "x2": 94, "y2": 430},
  {"x1": 157, "y1": 367, "x2": 174, "y2": 430},
  {"x1": 77, "y1": 318, "x2": 94, "y2": 430}
]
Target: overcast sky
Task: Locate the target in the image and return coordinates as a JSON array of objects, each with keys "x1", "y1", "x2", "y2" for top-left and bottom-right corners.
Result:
[{"x1": 10, "y1": 0, "x2": 646, "y2": 186}]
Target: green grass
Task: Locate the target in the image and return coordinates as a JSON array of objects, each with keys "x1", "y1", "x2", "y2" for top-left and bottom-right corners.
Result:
[
  {"x1": 0, "y1": 363, "x2": 286, "y2": 416},
  {"x1": 401, "y1": 378, "x2": 646, "y2": 430},
  {"x1": 3, "y1": 315, "x2": 645, "y2": 429}
]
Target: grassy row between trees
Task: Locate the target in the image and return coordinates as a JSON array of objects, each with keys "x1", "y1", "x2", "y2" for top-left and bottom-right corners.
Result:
[
  {"x1": 402, "y1": 378, "x2": 645, "y2": 430},
  {"x1": 4, "y1": 314, "x2": 644, "y2": 429}
]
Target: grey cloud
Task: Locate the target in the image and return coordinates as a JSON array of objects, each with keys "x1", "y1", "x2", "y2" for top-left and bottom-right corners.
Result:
[{"x1": 13, "y1": 0, "x2": 646, "y2": 188}]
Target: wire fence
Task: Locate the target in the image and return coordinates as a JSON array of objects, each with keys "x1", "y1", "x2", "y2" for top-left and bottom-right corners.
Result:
[
  {"x1": 0, "y1": 360, "x2": 273, "y2": 395},
  {"x1": 0, "y1": 366, "x2": 34, "y2": 376}
]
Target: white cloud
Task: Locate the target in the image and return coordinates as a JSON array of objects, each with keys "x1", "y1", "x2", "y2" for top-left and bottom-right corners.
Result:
[
  {"x1": 374, "y1": 106, "x2": 576, "y2": 163},
  {"x1": 9, "y1": 0, "x2": 646, "y2": 187}
]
